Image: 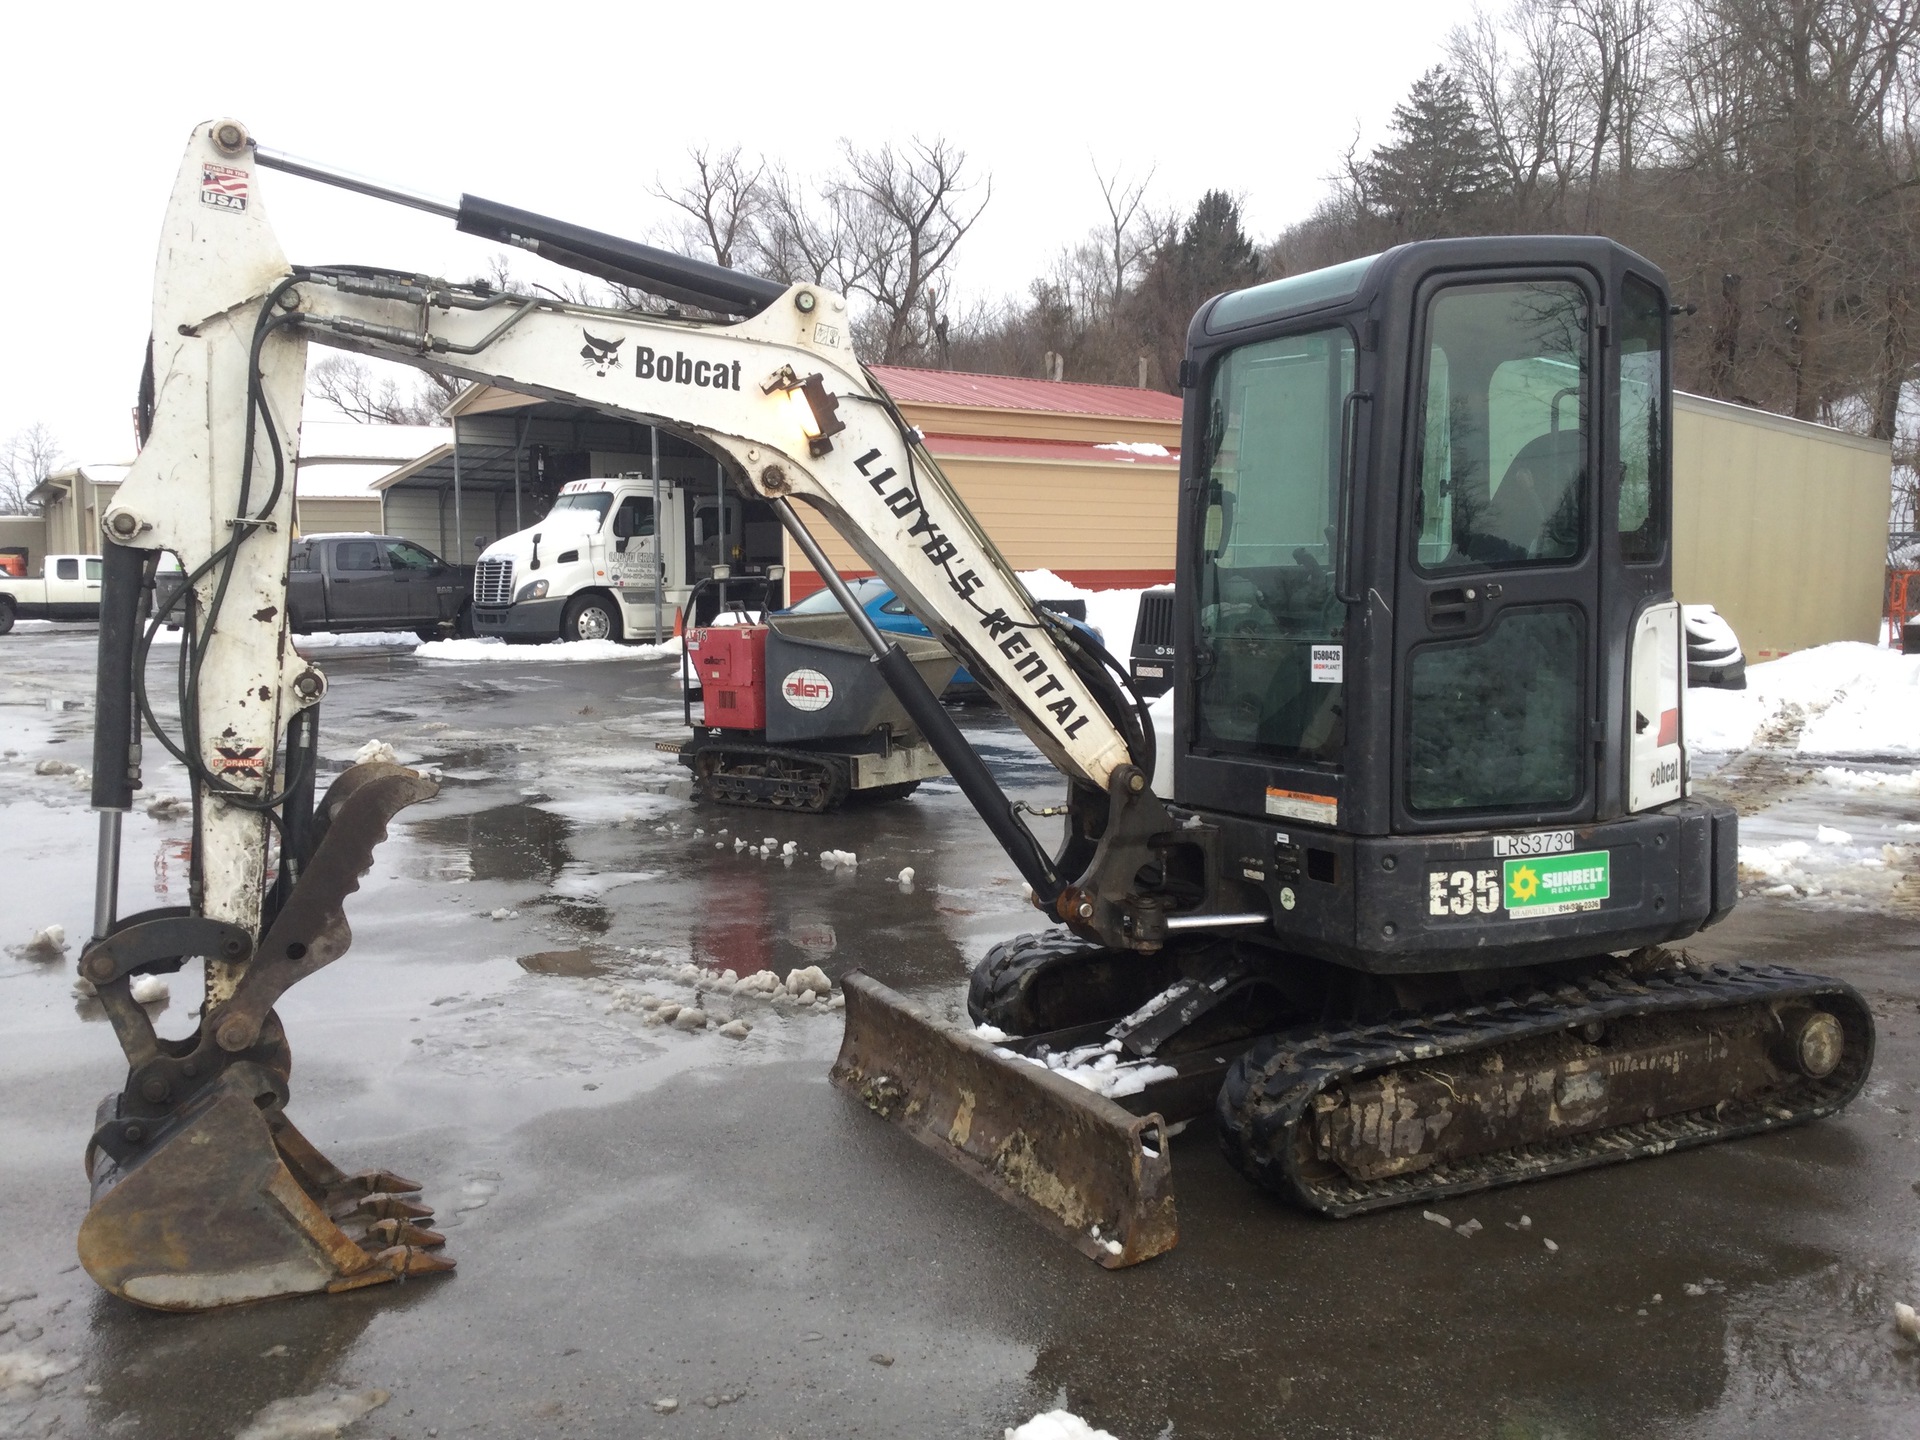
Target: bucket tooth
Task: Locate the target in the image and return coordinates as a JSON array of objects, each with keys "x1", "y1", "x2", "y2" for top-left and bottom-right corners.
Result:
[
  {"x1": 331, "y1": 1193, "x2": 436, "y2": 1223},
  {"x1": 349, "y1": 1218, "x2": 447, "y2": 1251},
  {"x1": 830, "y1": 970, "x2": 1177, "y2": 1268}
]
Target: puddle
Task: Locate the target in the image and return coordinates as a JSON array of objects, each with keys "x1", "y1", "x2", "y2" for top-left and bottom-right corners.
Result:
[
  {"x1": 410, "y1": 803, "x2": 575, "y2": 883},
  {"x1": 517, "y1": 947, "x2": 614, "y2": 978}
]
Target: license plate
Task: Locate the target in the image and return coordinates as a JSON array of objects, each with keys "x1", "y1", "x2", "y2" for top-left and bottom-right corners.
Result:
[
  {"x1": 1135, "y1": 665, "x2": 1164, "y2": 678},
  {"x1": 1491, "y1": 829, "x2": 1575, "y2": 858}
]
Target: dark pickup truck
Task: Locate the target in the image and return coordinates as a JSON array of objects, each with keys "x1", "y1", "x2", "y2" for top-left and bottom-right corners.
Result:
[
  {"x1": 157, "y1": 534, "x2": 471, "y2": 639},
  {"x1": 287, "y1": 534, "x2": 470, "y2": 638}
]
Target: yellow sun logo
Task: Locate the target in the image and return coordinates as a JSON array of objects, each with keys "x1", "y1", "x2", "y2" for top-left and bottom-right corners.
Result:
[{"x1": 1509, "y1": 865, "x2": 1540, "y2": 903}]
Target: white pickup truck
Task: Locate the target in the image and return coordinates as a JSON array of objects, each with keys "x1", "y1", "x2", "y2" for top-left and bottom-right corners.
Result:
[{"x1": 0, "y1": 555, "x2": 102, "y2": 633}]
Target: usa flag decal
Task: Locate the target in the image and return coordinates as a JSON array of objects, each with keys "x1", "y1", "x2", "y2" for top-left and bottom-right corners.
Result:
[{"x1": 201, "y1": 163, "x2": 249, "y2": 212}]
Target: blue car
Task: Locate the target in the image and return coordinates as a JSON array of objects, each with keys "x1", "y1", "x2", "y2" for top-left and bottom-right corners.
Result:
[{"x1": 777, "y1": 579, "x2": 1102, "y2": 697}]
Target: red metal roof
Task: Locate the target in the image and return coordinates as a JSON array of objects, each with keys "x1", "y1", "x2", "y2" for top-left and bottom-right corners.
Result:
[
  {"x1": 869, "y1": 365, "x2": 1182, "y2": 421},
  {"x1": 923, "y1": 433, "x2": 1178, "y2": 466}
]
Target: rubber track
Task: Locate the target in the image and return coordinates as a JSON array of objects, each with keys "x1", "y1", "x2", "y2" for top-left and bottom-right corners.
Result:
[
  {"x1": 687, "y1": 741, "x2": 849, "y2": 813},
  {"x1": 1216, "y1": 961, "x2": 1874, "y2": 1216}
]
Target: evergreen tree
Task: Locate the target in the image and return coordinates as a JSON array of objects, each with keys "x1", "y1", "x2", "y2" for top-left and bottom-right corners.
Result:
[{"x1": 1363, "y1": 67, "x2": 1501, "y2": 234}]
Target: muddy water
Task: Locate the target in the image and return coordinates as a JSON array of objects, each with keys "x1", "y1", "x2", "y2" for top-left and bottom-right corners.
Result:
[{"x1": 1, "y1": 625, "x2": 1917, "y2": 1437}]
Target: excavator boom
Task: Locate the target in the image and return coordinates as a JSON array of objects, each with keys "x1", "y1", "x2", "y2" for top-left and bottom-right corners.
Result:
[{"x1": 78, "y1": 119, "x2": 1186, "y2": 1309}]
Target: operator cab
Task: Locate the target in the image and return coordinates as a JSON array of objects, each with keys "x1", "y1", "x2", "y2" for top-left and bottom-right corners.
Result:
[{"x1": 1173, "y1": 239, "x2": 1727, "y2": 972}]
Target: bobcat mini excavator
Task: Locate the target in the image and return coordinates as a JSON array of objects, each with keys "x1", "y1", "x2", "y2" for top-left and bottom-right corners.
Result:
[{"x1": 73, "y1": 119, "x2": 1870, "y2": 1309}]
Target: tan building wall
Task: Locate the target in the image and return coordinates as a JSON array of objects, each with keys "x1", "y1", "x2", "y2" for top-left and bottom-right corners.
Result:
[
  {"x1": 1671, "y1": 394, "x2": 1891, "y2": 658},
  {"x1": 295, "y1": 497, "x2": 383, "y2": 536},
  {"x1": 0, "y1": 515, "x2": 48, "y2": 570},
  {"x1": 787, "y1": 447, "x2": 1178, "y2": 592},
  {"x1": 785, "y1": 389, "x2": 1180, "y2": 595}
]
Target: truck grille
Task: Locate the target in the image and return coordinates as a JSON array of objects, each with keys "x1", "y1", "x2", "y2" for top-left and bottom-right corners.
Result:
[
  {"x1": 474, "y1": 558, "x2": 514, "y2": 607},
  {"x1": 1132, "y1": 588, "x2": 1176, "y2": 656}
]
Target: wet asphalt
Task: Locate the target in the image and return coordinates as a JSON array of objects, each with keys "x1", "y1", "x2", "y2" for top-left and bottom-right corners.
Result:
[{"x1": 2, "y1": 623, "x2": 1918, "y2": 1440}]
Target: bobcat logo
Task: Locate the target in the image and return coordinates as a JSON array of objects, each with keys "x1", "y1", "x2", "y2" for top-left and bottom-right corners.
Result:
[{"x1": 580, "y1": 330, "x2": 624, "y2": 377}]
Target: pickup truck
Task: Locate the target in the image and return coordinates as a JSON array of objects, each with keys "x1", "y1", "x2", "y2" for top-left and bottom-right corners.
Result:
[
  {"x1": 0, "y1": 554, "x2": 102, "y2": 633},
  {"x1": 286, "y1": 534, "x2": 471, "y2": 639},
  {"x1": 153, "y1": 533, "x2": 472, "y2": 639}
]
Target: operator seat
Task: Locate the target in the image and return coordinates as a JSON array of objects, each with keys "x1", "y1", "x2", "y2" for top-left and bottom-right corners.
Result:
[{"x1": 1480, "y1": 430, "x2": 1584, "y2": 561}]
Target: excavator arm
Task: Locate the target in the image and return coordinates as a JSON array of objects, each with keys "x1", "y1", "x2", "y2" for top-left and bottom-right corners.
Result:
[{"x1": 76, "y1": 119, "x2": 1201, "y2": 1309}]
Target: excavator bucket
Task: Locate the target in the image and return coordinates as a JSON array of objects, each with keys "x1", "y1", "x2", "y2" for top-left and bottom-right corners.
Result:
[
  {"x1": 78, "y1": 1074, "x2": 453, "y2": 1311},
  {"x1": 830, "y1": 972, "x2": 1177, "y2": 1267},
  {"x1": 75, "y1": 761, "x2": 454, "y2": 1311}
]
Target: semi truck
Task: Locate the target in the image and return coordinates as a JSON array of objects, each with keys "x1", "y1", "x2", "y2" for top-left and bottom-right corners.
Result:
[{"x1": 470, "y1": 473, "x2": 785, "y2": 643}]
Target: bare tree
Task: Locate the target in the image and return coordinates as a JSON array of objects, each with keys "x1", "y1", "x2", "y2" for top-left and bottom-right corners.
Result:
[
  {"x1": 833, "y1": 138, "x2": 991, "y2": 365},
  {"x1": 1090, "y1": 159, "x2": 1158, "y2": 315},
  {"x1": 307, "y1": 356, "x2": 455, "y2": 426},
  {"x1": 748, "y1": 165, "x2": 856, "y2": 290},
  {"x1": 0, "y1": 423, "x2": 65, "y2": 514},
  {"x1": 650, "y1": 145, "x2": 766, "y2": 269}
]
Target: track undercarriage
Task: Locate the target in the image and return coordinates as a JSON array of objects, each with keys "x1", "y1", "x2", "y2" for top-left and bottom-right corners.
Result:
[{"x1": 955, "y1": 930, "x2": 1873, "y2": 1220}]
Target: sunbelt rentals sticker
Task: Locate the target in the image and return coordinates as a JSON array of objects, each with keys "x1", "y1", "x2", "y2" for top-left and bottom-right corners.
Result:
[{"x1": 1503, "y1": 850, "x2": 1609, "y2": 918}]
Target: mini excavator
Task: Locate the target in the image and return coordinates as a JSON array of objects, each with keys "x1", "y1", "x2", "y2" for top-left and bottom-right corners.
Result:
[{"x1": 74, "y1": 119, "x2": 1870, "y2": 1308}]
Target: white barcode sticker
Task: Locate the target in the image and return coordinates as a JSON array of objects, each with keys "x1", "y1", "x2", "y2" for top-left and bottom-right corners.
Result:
[{"x1": 1310, "y1": 645, "x2": 1344, "y2": 683}]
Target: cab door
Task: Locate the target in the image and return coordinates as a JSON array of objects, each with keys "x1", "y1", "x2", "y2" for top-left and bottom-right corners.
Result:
[
  {"x1": 326, "y1": 537, "x2": 395, "y2": 624},
  {"x1": 1392, "y1": 271, "x2": 1603, "y2": 832}
]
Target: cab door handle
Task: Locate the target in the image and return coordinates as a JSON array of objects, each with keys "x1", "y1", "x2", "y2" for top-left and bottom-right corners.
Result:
[{"x1": 1427, "y1": 586, "x2": 1484, "y2": 629}]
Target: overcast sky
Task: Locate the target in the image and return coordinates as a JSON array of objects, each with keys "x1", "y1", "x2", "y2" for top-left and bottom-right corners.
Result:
[{"x1": 5, "y1": 0, "x2": 1480, "y2": 463}]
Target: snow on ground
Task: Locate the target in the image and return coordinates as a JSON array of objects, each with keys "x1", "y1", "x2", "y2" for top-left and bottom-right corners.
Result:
[
  {"x1": 1005, "y1": 1410, "x2": 1120, "y2": 1440},
  {"x1": 416, "y1": 636, "x2": 682, "y2": 663},
  {"x1": 1018, "y1": 569, "x2": 1148, "y2": 659},
  {"x1": 293, "y1": 630, "x2": 420, "y2": 650},
  {"x1": 1686, "y1": 643, "x2": 1920, "y2": 755}
]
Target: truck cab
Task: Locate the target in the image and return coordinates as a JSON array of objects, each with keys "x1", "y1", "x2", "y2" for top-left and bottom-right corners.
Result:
[{"x1": 470, "y1": 473, "x2": 786, "y2": 644}]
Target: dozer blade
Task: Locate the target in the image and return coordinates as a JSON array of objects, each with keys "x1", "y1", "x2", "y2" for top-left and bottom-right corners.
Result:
[
  {"x1": 830, "y1": 971, "x2": 1176, "y2": 1268},
  {"x1": 78, "y1": 1069, "x2": 453, "y2": 1311}
]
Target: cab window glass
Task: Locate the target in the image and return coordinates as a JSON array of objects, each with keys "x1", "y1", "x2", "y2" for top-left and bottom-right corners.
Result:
[
  {"x1": 334, "y1": 540, "x2": 383, "y2": 572},
  {"x1": 613, "y1": 496, "x2": 654, "y2": 538},
  {"x1": 289, "y1": 545, "x2": 311, "y2": 573},
  {"x1": 385, "y1": 540, "x2": 438, "y2": 571},
  {"x1": 56, "y1": 558, "x2": 78, "y2": 580},
  {"x1": 1415, "y1": 281, "x2": 1590, "y2": 570},
  {"x1": 1618, "y1": 275, "x2": 1667, "y2": 562},
  {"x1": 86, "y1": 559, "x2": 102, "y2": 582},
  {"x1": 1192, "y1": 326, "x2": 1355, "y2": 763}
]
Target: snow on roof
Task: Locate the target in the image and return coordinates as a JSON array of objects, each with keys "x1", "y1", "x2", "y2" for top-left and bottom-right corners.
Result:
[
  {"x1": 297, "y1": 421, "x2": 448, "y2": 464},
  {"x1": 290, "y1": 422, "x2": 447, "y2": 499},
  {"x1": 869, "y1": 366, "x2": 1182, "y2": 422},
  {"x1": 296, "y1": 462, "x2": 401, "y2": 500}
]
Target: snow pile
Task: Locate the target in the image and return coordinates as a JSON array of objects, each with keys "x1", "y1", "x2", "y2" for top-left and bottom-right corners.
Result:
[
  {"x1": 1017, "y1": 568, "x2": 1149, "y2": 659},
  {"x1": 415, "y1": 635, "x2": 682, "y2": 663},
  {"x1": 1686, "y1": 643, "x2": 1920, "y2": 755},
  {"x1": 996, "y1": 1038, "x2": 1178, "y2": 1100},
  {"x1": 10, "y1": 924, "x2": 67, "y2": 960},
  {"x1": 547, "y1": 867, "x2": 660, "y2": 900},
  {"x1": 234, "y1": 1388, "x2": 390, "y2": 1440},
  {"x1": 1005, "y1": 1410, "x2": 1120, "y2": 1440},
  {"x1": 820, "y1": 849, "x2": 858, "y2": 869},
  {"x1": 1815, "y1": 764, "x2": 1920, "y2": 797},
  {"x1": 352, "y1": 739, "x2": 399, "y2": 766},
  {"x1": 293, "y1": 630, "x2": 420, "y2": 650},
  {"x1": 1093, "y1": 441, "x2": 1171, "y2": 459}
]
